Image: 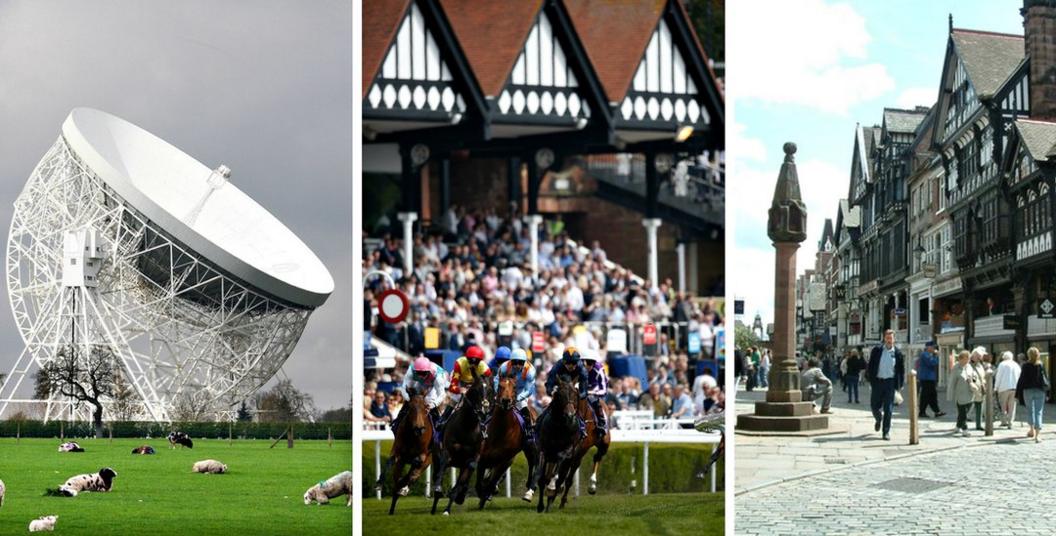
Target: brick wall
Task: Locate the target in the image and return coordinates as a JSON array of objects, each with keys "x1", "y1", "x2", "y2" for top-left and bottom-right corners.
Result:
[{"x1": 1026, "y1": 0, "x2": 1056, "y2": 120}]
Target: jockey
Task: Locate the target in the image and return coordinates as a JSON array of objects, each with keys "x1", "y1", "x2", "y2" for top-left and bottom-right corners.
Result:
[
  {"x1": 392, "y1": 356, "x2": 449, "y2": 437},
  {"x1": 545, "y1": 347, "x2": 589, "y2": 400},
  {"x1": 443, "y1": 345, "x2": 492, "y2": 436},
  {"x1": 541, "y1": 348, "x2": 589, "y2": 439},
  {"x1": 494, "y1": 347, "x2": 537, "y2": 443},
  {"x1": 581, "y1": 349, "x2": 609, "y2": 440}
]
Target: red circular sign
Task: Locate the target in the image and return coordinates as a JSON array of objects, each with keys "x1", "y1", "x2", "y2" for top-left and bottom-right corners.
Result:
[
  {"x1": 378, "y1": 289, "x2": 409, "y2": 324},
  {"x1": 643, "y1": 323, "x2": 658, "y2": 345}
]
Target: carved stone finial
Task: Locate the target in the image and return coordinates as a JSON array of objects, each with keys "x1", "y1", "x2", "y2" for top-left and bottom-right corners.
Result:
[{"x1": 768, "y1": 141, "x2": 808, "y2": 244}]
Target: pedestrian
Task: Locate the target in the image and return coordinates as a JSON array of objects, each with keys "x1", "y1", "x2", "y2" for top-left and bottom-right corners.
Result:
[
  {"x1": 1016, "y1": 346, "x2": 1049, "y2": 443},
  {"x1": 839, "y1": 352, "x2": 849, "y2": 393},
  {"x1": 915, "y1": 341, "x2": 945, "y2": 418},
  {"x1": 759, "y1": 349, "x2": 770, "y2": 388},
  {"x1": 993, "y1": 351, "x2": 1021, "y2": 429},
  {"x1": 948, "y1": 350, "x2": 981, "y2": 437},
  {"x1": 867, "y1": 329, "x2": 905, "y2": 440},
  {"x1": 800, "y1": 358, "x2": 833, "y2": 414},
  {"x1": 752, "y1": 347, "x2": 762, "y2": 386},
  {"x1": 845, "y1": 349, "x2": 864, "y2": 404},
  {"x1": 969, "y1": 347, "x2": 988, "y2": 431}
]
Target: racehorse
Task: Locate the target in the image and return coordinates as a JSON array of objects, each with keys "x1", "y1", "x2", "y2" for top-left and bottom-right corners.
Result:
[
  {"x1": 375, "y1": 391, "x2": 433, "y2": 515},
  {"x1": 475, "y1": 377, "x2": 538, "y2": 508},
  {"x1": 535, "y1": 379, "x2": 580, "y2": 513},
  {"x1": 431, "y1": 369, "x2": 489, "y2": 515},
  {"x1": 554, "y1": 397, "x2": 611, "y2": 508}
]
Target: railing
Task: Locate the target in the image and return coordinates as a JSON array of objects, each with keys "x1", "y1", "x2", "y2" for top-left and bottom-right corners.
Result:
[{"x1": 362, "y1": 427, "x2": 720, "y2": 499}]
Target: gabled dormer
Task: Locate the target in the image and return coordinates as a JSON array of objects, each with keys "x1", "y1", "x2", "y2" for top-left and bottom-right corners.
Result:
[
  {"x1": 566, "y1": 0, "x2": 723, "y2": 146},
  {"x1": 933, "y1": 28, "x2": 1023, "y2": 147},
  {"x1": 363, "y1": 0, "x2": 487, "y2": 137},
  {"x1": 1003, "y1": 119, "x2": 1055, "y2": 263},
  {"x1": 444, "y1": 0, "x2": 610, "y2": 138},
  {"x1": 849, "y1": 124, "x2": 873, "y2": 204}
]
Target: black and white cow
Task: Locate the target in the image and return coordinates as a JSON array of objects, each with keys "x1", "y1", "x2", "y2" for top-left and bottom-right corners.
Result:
[
  {"x1": 131, "y1": 445, "x2": 155, "y2": 455},
  {"x1": 55, "y1": 467, "x2": 117, "y2": 497},
  {"x1": 167, "y1": 431, "x2": 193, "y2": 449},
  {"x1": 57, "y1": 442, "x2": 84, "y2": 453}
]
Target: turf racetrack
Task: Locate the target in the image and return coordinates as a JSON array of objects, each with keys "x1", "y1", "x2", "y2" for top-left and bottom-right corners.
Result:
[
  {"x1": 363, "y1": 493, "x2": 723, "y2": 535},
  {"x1": 0, "y1": 437, "x2": 351, "y2": 535}
]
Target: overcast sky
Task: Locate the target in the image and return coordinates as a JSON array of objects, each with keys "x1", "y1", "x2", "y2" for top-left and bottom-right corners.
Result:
[{"x1": 0, "y1": 1, "x2": 352, "y2": 411}]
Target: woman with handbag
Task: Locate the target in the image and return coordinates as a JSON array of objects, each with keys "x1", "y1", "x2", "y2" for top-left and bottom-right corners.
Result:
[
  {"x1": 947, "y1": 350, "x2": 981, "y2": 437},
  {"x1": 969, "y1": 347, "x2": 988, "y2": 431},
  {"x1": 1016, "y1": 346, "x2": 1050, "y2": 443}
]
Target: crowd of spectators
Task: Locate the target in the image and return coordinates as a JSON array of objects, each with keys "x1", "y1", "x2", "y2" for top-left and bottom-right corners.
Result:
[{"x1": 363, "y1": 205, "x2": 724, "y2": 430}]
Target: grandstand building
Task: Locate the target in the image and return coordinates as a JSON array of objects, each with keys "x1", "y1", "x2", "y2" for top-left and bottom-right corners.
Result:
[{"x1": 362, "y1": 0, "x2": 724, "y2": 295}]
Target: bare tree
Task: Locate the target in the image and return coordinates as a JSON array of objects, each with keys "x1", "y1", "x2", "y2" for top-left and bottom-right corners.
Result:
[
  {"x1": 170, "y1": 392, "x2": 212, "y2": 423},
  {"x1": 41, "y1": 344, "x2": 118, "y2": 437},
  {"x1": 255, "y1": 379, "x2": 316, "y2": 423},
  {"x1": 109, "y1": 370, "x2": 139, "y2": 421}
]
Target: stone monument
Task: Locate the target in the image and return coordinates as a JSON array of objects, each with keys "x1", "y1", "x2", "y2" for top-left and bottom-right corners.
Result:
[{"x1": 737, "y1": 143, "x2": 829, "y2": 432}]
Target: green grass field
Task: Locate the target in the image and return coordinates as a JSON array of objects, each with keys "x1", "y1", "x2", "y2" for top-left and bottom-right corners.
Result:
[
  {"x1": 0, "y1": 437, "x2": 351, "y2": 535},
  {"x1": 362, "y1": 493, "x2": 723, "y2": 535}
]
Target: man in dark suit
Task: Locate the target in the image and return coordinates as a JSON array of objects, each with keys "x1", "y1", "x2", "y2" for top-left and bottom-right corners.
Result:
[{"x1": 867, "y1": 329, "x2": 904, "y2": 440}]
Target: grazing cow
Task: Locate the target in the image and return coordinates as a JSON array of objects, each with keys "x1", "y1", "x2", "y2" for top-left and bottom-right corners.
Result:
[
  {"x1": 28, "y1": 515, "x2": 57, "y2": 532},
  {"x1": 192, "y1": 459, "x2": 227, "y2": 474},
  {"x1": 131, "y1": 445, "x2": 155, "y2": 455},
  {"x1": 52, "y1": 468, "x2": 117, "y2": 497},
  {"x1": 303, "y1": 471, "x2": 352, "y2": 506},
  {"x1": 1, "y1": 478, "x2": 5, "y2": 507},
  {"x1": 168, "y1": 431, "x2": 193, "y2": 449},
  {"x1": 57, "y1": 442, "x2": 84, "y2": 453}
]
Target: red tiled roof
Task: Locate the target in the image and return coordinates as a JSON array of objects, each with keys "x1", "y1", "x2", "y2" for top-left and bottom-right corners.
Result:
[
  {"x1": 565, "y1": 0, "x2": 666, "y2": 103},
  {"x1": 440, "y1": 0, "x2": 545, "y2": 97},
  {"x1": 363, "y1": 0, "x2": 411, "y2": 94}
]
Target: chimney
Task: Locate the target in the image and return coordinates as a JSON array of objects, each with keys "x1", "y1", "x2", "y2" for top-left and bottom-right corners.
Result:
[{"x1": 1024, "y1": 0, "x2": 1056, "y2": 120}]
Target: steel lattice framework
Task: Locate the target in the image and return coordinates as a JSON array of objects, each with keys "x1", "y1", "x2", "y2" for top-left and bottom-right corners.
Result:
[{"x1": 0, "y1": 137, "x2": 314, "y2": 422}]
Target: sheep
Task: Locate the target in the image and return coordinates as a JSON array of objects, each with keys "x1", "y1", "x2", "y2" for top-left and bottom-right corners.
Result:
[
  {"x1": 303, "y1": 471, "x2": 352, "y2": 507},
  {"x1": 192, "y1": 459, "x2": 227, "y2": 474},
  {"x1": 131, "y1": 445, "x2": 155, "y2": 455},
  {"x1": 58, "y1": 442, "x2": 84, "y2": 453},
  {"x1": 168, "y1": 431, "x2": 193, "y2": 449},
  {"x1": 28, "y1": 515, "x2": 57, "y2": 532},
  {"x1": 1, "y1": 478, "x2": 5, "y2": 507},
  {"x1": 48, "y1": 467, "x2": 117, "y2": 497}
]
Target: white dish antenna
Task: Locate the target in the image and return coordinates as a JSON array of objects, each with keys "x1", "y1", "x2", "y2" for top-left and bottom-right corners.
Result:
[{"x1": 0, "y1": 108, "x2": 334, "y2": 422}]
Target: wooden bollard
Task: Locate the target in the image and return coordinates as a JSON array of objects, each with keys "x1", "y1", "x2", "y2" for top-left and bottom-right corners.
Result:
[
  {"x1": 985, "y1": 369, "x2": 995, "y2": 437},
  {"x1": 908, "y1": 370, "x2": 919, "y2": 445},
  {"x1": 328, "y1": 426, "x2": 333, "y2": 448},
  {"x1": 287, "y1": 424, "x2": 293, "y2": 449}
]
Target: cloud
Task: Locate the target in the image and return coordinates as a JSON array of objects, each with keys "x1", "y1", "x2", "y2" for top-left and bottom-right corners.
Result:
[
  {"x1": 731, "y1": 155, "x2": 847, "y2": 323},
  {"x1": 730, "y1": 121, "x2": 768, "y2": 165},
  {"x1": 727, "y1": 0, "x2": 895, "y2": 113},
  {"x1": 895, "y1": 86, "x2": 937, "y2": 109}
]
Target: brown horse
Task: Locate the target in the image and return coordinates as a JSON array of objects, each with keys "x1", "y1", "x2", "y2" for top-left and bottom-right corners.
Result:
[
  {"x1": 375, "y1": 391, "x2": 432, "y2": 515},
  {"x1": 475, "y1": 377, "x2": 538, "y2": 508},
  {"x1": 555, "y1": 398, "x2": 611, "y2": 508},
  {"x1": 535, "y1": 379, "x2": 579, "y2": 513},
  {"x1": 431, "y1": 369, "x2": 489, "y2": 516}
]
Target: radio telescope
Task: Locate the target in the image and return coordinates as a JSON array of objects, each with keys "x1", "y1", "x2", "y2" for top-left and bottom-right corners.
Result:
[{"x1": 0, "y1": 108, "x2": 334, "y2": 422}]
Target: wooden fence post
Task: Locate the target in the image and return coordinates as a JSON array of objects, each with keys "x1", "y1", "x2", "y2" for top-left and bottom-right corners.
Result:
[
  {"x1": 287, "y1": 424, "x2": 293, "y2": 449},
  {"x1": 908, "y1": 371, "x2": 919, "y2": 445}
]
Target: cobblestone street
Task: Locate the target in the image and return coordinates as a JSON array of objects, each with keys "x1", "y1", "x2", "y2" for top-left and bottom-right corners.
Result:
[
  {"x1": 735, "y1": 384, "x2": 1056, "y2": 534},
  {"x1": 736, "y1": 436, "x2": 1056, "y2": 535}
]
